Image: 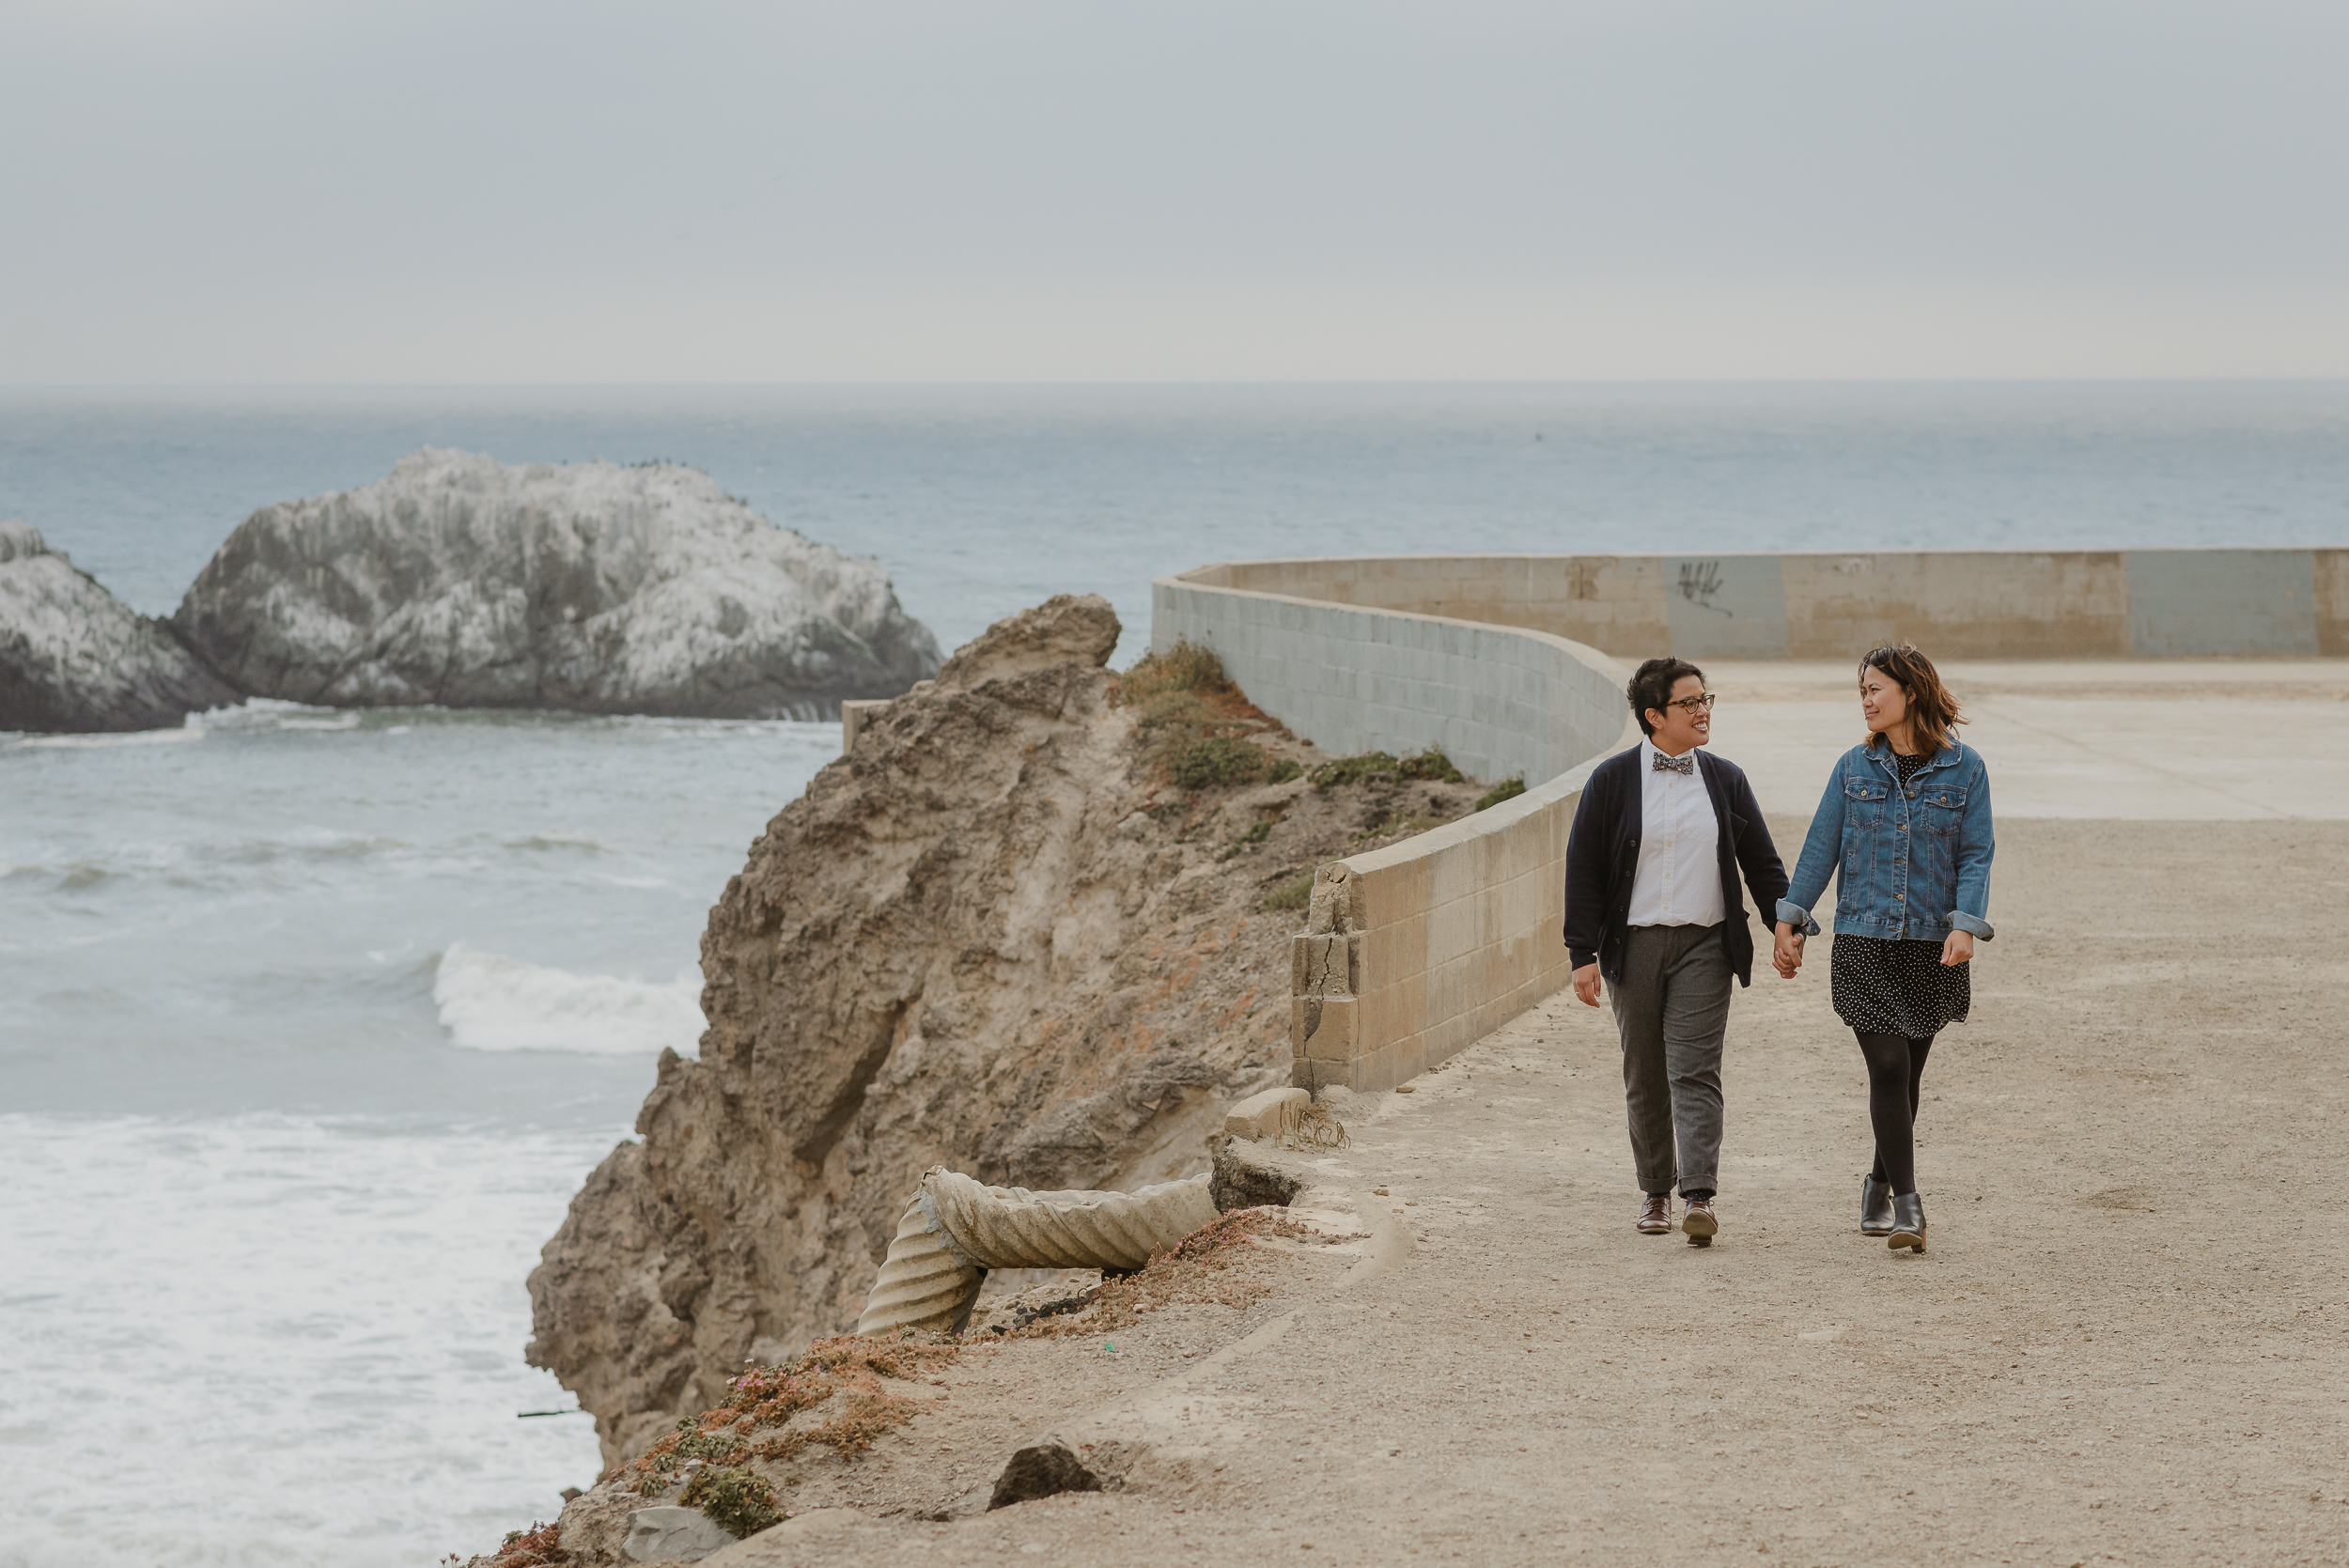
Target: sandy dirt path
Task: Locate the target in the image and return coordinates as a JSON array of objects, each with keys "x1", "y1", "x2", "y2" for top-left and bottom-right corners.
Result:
[{"x1": 710, "y1": 815, "x2": 2348, "y2": 1567}]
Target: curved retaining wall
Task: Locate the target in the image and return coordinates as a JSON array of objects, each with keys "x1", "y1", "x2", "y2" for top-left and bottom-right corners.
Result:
[
  {"x1": 1151, "y1": 572, "x2": 1637, "y2": 1093},
  {"x1": 1154, "y1": 546, "x2": 2346, "y2": 1094},
  {"x1": 1182, "y1": 548, "x2": 2349, "y2": 660}
]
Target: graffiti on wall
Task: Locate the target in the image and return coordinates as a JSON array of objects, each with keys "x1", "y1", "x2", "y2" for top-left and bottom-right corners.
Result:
[{"x1": 1675, "y1": 560, "x2": 1734, "y2": 618}]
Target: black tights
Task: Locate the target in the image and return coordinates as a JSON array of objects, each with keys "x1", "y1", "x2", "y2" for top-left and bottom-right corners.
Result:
[{"x1": 1856, "y1": 1031, "x2": 1936, "y2": 1197}]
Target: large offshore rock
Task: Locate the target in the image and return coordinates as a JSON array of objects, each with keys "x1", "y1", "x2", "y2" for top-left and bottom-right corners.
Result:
[
  {"x1": 0, "y1": 521, "x2": 241, "y2": 733},
  {"x1": 170, "y1": 448, "x2": 941, "y2": 718},
  {"x1": 525, "y1": 596, "x2": 1307, "y2": 1467}
]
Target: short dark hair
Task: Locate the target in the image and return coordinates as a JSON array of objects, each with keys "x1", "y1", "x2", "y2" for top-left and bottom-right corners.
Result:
[{"x1": 1627, "y1": 657, "x2": 1705, "y2": 737}]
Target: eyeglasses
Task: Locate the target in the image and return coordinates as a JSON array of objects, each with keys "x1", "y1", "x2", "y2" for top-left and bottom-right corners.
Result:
[{"x1": 1664, "y1": 693, "x2": 1717, "y2": 713}]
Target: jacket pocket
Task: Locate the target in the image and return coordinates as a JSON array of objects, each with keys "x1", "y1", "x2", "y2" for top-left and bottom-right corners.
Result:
[
  {"x1": 1843, "y1": 775, "x2": 1888, "y2": 827},
  {"x1": 1918, "y1": 784, "x2": 1968, "y2": 835}
]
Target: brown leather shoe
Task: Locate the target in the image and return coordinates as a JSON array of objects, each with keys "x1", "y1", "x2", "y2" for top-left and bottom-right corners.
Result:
[
  {"x1": 1636, "y1": 1193, "x2": 1672, "y2": 1234},
  {"x1": 1682, "y1": 1197, "x2": 1719, "y2": 1246}
]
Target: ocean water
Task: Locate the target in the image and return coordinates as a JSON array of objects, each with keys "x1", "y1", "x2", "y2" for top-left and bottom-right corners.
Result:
[{"x1": 3, "y1": 382, "x2": 2345, "y2": 1566}]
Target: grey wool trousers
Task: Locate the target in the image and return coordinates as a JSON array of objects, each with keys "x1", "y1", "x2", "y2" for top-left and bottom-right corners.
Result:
[{"x1": 1609, "y1": 924, "x2": 1734, "y2": 1198}]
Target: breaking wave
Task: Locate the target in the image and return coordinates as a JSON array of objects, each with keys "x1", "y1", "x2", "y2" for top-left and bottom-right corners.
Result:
[{"x1": 432, "y1": 942, "x2": 703, "y2": 1057}]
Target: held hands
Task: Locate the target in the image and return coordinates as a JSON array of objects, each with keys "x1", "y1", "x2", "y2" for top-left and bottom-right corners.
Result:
[
  {"x1": 1772, "y1": 921, "x2": 1806, "y2": 979},
  {"x1": 1940, "y1": 929, "x2": 1975, "y2": 967},
  {"x1": 1571, "y1": 962, "x2": 1604, "y2": 1008}
]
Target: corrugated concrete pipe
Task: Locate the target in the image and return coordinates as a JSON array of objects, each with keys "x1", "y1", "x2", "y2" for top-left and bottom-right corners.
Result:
[{"x1": 853, "y1": 1166, "x2": 1221, "y2": 1337}]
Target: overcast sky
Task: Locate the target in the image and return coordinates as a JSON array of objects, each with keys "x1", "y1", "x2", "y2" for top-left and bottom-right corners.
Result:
[{"x1": 4, "y1": 1, "x2": 2344, "y2": 382}]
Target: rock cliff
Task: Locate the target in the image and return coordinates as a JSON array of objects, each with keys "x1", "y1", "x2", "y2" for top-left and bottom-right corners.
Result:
[
  {"x1": 525, "y1": 597, "x2": 1490, "y2": 1466},
  {"x1": 170, "y1": 448, "x2": 940, "y2": 718},
  {"x1": 0, "y1": 520, "x2": 241, "y2": 732}
]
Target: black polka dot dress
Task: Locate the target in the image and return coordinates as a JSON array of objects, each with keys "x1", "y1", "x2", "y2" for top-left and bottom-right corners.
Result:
[{"x1": 1829, "y1": 751, "x2": 1971, "y2": 1040}]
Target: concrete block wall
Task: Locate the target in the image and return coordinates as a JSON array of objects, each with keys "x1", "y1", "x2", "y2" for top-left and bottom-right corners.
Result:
[
  {"x1": 1285, "y1": 742, "x2": 1628, "y2": 1093},
  {"x1": 1190, "y1": 548, "x2": 2349, "y2": 661},
  {"x1": 1153, "y1": 570, "x2": 1636, "y2": 1094},
  {"x1": 1151, "y1": 576, "x2": 1626, "y2": 784}
]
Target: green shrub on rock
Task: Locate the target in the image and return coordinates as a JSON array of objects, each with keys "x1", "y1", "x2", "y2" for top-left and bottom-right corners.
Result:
[
  {"x1": 1397, "y1": 746, "x2": 1465, "y2": 783},
  {"x1": 679, "y1": 1465, "x2": 784, "y2": 1539},
  {"x1": 1474, "y1": 776, "x2": 1528, "y2": 812},
  {"x1": 1263, "y1": 871, "x2": 1316, "y2": 913},
  {"x1": 1310, "y1": 745, "x2": 1465, "y2": 789},
  {"x1": 1308, "y1": 752, "x2": 1398, "y2": 790},
  {"x1": 1165, "y1": 734, "x2": 1268, "y2": 789},
  {"x1": 636, "y1": 1416, "x2": 750, "y2": 1495}
]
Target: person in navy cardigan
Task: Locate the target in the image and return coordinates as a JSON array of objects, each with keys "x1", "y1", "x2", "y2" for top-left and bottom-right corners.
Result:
[{"x1": 1563, "y1": 657, "x2": 1792, "y2": 1245}]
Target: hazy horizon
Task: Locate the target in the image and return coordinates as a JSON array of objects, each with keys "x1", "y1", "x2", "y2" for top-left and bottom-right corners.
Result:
[{"x1": 6, "y1": 2, "x2": 2345, "y2": 384}]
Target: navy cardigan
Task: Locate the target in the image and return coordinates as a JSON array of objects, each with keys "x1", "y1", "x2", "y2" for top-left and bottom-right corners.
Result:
[{"x1": 1561, "y1": 746, "x2": 1791, "y2": 987}]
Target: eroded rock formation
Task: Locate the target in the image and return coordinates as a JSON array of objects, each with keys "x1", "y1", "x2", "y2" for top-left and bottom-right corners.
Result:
[
  {"x1": 524, "y1": 595, "x2": 1487, "y2": 1466},
  {"x1": 171, "y1": 448, "x2": 940, "y2": 718},
  {"x1": 0, "y1": 521, "x2": 241, "y2": 733}
]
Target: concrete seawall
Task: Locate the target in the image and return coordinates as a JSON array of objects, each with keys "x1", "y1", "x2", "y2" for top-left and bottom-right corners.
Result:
[
  {"x1": 1181, "y1": 548, "x2": 2349, "y2": 660},
  {"x1": 1152, "y1": 548, "x2": 2342, "y2": 1094},
  {"x1": 1151, "y1": 569, "x2": 1635, "y2": 1094}
]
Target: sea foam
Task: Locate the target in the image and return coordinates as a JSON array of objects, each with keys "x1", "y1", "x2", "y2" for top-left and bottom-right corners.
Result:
[
  {"x1": 433, "y1": 942, "x2": 703, "y2": 1056},
  {"x1": 0, "y1": 1111, "x2": 616, "y2": 1568}
]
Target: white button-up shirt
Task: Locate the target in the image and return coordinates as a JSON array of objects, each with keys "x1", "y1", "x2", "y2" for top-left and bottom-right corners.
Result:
[{"x1": 1628, "y1": 737, "x2": 1724, "y2": 929}]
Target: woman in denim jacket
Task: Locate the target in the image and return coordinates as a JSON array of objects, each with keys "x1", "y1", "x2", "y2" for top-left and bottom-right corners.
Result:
[{"x1": 1773, "y1": 645, "x2": 1994, "y2": 1253}]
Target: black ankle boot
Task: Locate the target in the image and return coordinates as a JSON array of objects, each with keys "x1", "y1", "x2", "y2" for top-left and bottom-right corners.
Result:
[
  {"x1": 1888, "y1": 1192, "x2": 1926, "y2": 1252},
  {"x1": 1860, "y1": 1175, "x2": 1895, "y2": 1236}
]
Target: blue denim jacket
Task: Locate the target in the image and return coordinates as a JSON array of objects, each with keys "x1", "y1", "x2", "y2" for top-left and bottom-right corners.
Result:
[{"x1": 1777, "y1": 741, "x2": 1996, "y2": 943}]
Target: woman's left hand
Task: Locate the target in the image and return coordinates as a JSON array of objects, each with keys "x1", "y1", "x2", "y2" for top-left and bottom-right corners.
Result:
[{"x1": 1940, "y1": 930, "x2": 1975, "y2": 967}]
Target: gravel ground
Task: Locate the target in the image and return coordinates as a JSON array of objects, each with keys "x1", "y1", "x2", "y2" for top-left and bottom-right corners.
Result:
[{"x1": 707, "y1": 815, "x2": 2349, "y2": 1567}]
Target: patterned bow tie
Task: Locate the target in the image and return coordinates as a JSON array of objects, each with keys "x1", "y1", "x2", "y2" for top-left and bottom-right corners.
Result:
[{"x1": 1651, "y1": 751, "x2": 1694, "y2": 775}]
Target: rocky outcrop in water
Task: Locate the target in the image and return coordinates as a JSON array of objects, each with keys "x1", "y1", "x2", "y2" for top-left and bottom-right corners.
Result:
[
  {"x1": 171, "y1": 448, "x2": 941, "y2": 719},
  {"x1": 0, "y1": 521, "x2": 241, "y2": 733},
  {"x1": 525, "y1": 596, "x2": 1434, "y2": 1466}
]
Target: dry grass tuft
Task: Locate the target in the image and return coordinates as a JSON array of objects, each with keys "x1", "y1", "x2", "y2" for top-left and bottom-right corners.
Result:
[
  {"x1": 1262, "y1": 870, "x2": 1316, "y2": 913},
  {"x1": 1114, "y1": 642, "x2": 1287, "y2": 790},
  {"x1": 611, "y1": 1336, "x2": 965, "y2": 1494},
  {"x1": 485, "y1": 1521, "x2": 564, "y2": 1567},
  {"x1": 1113, "y1": 640, "x2": 1240, "y2": 707},
  {"x1": 731, "y1": 1337, "x2": 961, "y2": 1464}
]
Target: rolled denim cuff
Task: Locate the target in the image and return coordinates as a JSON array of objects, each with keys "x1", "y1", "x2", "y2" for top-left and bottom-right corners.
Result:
[
  {"x1": 1775, "y1": 898, "x2": 1820, "y2": 938},
  {"x1": 1948, "y1": 910, "x2": 1995, "y2": 940}
]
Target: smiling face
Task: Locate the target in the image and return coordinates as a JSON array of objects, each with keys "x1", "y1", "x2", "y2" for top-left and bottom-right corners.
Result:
[
  {"x1": 1645, "y1": 673, "x2": 1712, "y2": 755},
  {"x1": 1859, "y1": 664, "x2": 1910, "y2": 738}
]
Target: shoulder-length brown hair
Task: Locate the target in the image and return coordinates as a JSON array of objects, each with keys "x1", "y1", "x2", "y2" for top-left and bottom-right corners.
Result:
[{"x1": 1860, "y1": 644, "x2": 1966, "y2": 756}]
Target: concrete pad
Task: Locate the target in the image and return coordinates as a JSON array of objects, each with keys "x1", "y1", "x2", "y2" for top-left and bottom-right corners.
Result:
[{"x1": 1704, "y1": 659, "x2": 2349, "y2": 820}]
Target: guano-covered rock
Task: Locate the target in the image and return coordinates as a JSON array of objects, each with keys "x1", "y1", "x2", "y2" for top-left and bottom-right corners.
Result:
[
  {"x1": 170, "y1": 448, "x2": 941, "y2": 718},
  {"x1": 0, "y1": 521, "x2": 241, "y2": 733}
]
